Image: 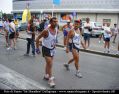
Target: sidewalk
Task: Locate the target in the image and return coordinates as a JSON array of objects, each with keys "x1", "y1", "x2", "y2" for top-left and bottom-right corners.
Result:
[
  {"x1": 0, "y1": 31, "x2": 119, "y2": 58},
  {"x1": 19, "y1": 31, "x2": 119, "y2": 58}
]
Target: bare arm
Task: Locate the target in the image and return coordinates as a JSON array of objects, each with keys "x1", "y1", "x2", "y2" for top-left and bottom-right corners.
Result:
[
  {"x1": 35, "y1": 29, "x2": 48, "y2": 48},
  {"x1": 9, "y1": 24, "x2": 15, "y2": 33},
  {"x1": 66, "y1": 30, "x2": 74, "y2": 53},
  {"x1": 80, "y1": 33, "x2": 86, "y2": 49}
]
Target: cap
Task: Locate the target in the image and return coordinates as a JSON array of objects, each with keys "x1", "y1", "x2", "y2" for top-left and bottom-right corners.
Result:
[{"x1": 74, "y1": 20, "x2": 80, "y2": 23}]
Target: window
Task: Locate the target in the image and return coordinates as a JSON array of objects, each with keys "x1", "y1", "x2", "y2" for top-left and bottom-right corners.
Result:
[
  {"x1": 103, "y1": 19, "x2": 111, "y2": 26},
  {"x1": 60, "y1": 13, "x2": 73, "y2": 22}
]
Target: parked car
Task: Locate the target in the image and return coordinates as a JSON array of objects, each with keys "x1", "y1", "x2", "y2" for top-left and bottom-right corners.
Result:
[
  {"x1": 18, "y1": 21, "x2": 27, "y2": 31},
  {"x1": 82, "y1": 22, "x2": 104, "y2": 37}
]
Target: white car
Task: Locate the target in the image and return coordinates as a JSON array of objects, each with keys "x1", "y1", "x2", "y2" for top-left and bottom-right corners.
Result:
[{"x1": 82, "y1": 21, "x2": 104, "y2": 37}]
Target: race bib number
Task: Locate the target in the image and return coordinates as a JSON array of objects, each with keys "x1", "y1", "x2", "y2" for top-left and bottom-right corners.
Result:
[{"x1": 50, "y1": 49, "x2": 56, "y2": 56}]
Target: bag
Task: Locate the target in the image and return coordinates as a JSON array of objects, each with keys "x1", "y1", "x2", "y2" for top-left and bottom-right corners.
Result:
[{"x1": 88, "y1": 28, "x2": 92, "y2": 32}]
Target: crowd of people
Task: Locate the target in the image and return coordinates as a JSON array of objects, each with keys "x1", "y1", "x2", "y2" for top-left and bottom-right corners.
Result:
[{"x1": 0, "y1": 15, "x2": 119, "y2": 88}]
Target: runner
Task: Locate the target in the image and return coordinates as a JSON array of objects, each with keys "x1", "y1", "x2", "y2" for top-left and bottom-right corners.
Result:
[
  {"x1": 64, "y1": 20, "x2": 86, "y2": 78},
  {"x1": 35, "y1": 17, "x2": 58, "y2": 88},
  {"x1": 62, "y1": 20, "x2": 72, "y2": 50}
]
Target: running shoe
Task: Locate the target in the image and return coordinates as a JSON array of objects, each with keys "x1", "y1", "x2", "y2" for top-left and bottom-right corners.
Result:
[
  {"x1": 64, "y1": 64, "x2": 70, "y2": 71},
  {"x1": 75, "y1": 71, "x2": 83, "y2": 78},
  {"x1": 48, "y1": 77, "x2": 56, "y2": 88}
]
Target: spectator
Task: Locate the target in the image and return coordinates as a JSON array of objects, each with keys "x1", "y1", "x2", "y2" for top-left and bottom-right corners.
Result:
[
  {"x1": 38, "y1": 19, "x2": 46, "y2": 33},
  {"x1": 7, "y1": 19, "x2": 16, "y2": 50},
  {"x1": 112, "y1": 24, "x2": 119, "y2": 43},
  {"x1": 83, "y1": 17, "x2": 92, "y2": 49},
  {"x1": 103, "y1": 23, "x2": 112, "y2": 53},
  {"x1": 14, "y1": 18, "x2": 19, "y2": 40},
  {"x1": 24, "y1": 19, "x2": 36, "y2": 56},
  {"x1": 3, "y1": 16, "x2": 9, "y2": 47}
]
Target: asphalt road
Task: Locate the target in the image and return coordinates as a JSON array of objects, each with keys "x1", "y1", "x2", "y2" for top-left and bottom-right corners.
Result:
[{"x1": 0, "y1": 34, "x2": 119, "y2": 89}]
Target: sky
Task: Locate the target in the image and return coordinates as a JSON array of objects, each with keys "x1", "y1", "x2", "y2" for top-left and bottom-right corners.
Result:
[{"x1": 0, "y1": 0, "x2": 12, "y2": 13}]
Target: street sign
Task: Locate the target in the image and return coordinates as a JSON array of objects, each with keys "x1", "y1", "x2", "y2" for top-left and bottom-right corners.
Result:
[
  {"x1": 53, "y1": 0, "x2": 61, "y2": 5},
  {"x1": 73, "y1": 11, "x2": 76, "y2": 16}
]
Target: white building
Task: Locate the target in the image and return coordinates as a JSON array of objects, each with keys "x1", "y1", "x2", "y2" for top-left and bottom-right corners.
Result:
[{"x1": 12, "y1": 0, "x2": 119, "y2": 27}]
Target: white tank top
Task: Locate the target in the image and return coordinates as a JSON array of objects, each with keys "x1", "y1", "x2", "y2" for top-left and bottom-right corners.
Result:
[
  {"x1": 42, "y1": 28, "x2": 57, "y2": 49},
  {"x1": 104, "y1": 26, "x2": 111, "y2": 38},
  {"x1": 72, "y1": 29, "x2": 81, "y2": 49}
]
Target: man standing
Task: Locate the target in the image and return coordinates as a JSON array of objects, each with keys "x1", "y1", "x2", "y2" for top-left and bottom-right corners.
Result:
[
  {"x1": 103, "y1": 23, "x2": 112, "y2": 53},
  {"x1": 24, "y1": 19, "x2": 36, "y2": 56},
  {"x1": 64, "y1": 20, "x2": 86, "y2": 78},
  {"x1": 112, "y1": 24, "x2": 118, "y2": 43},
  {"x1": 36, "y1": 17, "x2": 58, "y2": 88},
  {"x1": 83, "y1": 17, "x2": 92, "y2": 48}
]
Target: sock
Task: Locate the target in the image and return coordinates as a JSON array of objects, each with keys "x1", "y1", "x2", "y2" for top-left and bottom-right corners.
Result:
[
  {"x1": 45, "y1": 74, "x2": 49, "y2": 78},
  {"x1": 76, "y1": 70, "x2": 80, "y2": 73}
]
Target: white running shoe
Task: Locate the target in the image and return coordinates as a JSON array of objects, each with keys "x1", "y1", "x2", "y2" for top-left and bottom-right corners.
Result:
[
  {"x1": 48, "y1": 77, "x2": 56, "y2": 88},
  {"x1": 7, "y1": 47, "x2": 12, "y2": 50},
  {"x1": 75, "y1": 71, "x2": 82, "y2": 78},
  {"x1": 43, "y1": 74, "x2": 55, "y2": 81},
  {"x1": 43, "y1": 74, "x2": 49, "y2": 80}
]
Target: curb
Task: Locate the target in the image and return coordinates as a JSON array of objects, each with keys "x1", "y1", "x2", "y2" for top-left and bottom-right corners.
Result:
[
  {"x1": 0, "y1": 33, "x2": 119, "y2": 58},
  {"x1": 56, "y1": 44, "x2": 119, "y2": 58}
]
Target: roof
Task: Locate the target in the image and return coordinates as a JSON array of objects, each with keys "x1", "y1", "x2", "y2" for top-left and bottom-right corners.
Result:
[{"x1": 13, "y1": 0, "x2": 119, "y2": 13}]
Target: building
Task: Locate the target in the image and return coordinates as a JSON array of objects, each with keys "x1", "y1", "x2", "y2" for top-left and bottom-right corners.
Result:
[{"x1": 12, "y1": 0, "x2": 119, "y2": 27}]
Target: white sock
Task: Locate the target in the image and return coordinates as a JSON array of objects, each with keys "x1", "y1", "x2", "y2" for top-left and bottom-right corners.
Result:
[
  {"x1": 45, "y1": 74, "x2": 49, "y2": 78},
  {"x1": 76, "y1": 70, "x2": 80, "y2": 73}
]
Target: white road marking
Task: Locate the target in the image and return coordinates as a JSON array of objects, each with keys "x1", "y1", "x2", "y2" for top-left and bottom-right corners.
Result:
[{"x1": 0, "y1": 64, "x2": 48, "y2": 89}]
